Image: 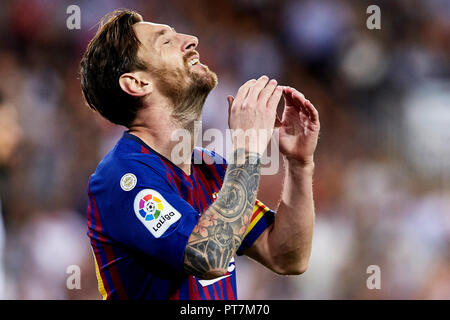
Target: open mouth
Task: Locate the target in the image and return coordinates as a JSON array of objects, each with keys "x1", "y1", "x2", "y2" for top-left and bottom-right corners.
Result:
[{"x1": 188, "y1": 58, "x2": 200, "y2": 67}]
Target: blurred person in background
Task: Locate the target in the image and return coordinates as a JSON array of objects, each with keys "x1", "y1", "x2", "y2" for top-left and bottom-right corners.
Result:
[{"x1": 0, "y1": 93, "x2": 23, "y2": 299}]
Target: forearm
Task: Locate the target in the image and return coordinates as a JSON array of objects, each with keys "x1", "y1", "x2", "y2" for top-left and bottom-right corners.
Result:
[
  {"x1": 269, "y1": 158, "x2": 315, "y2": 273},
  {"x1": 183, "y1": 149, "x2": 261, "y2": 279}
]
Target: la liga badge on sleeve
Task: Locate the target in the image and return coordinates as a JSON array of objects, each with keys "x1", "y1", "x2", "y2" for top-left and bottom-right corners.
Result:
[{"x1": 133, "y1": 189, "x2": 182, "y2": 238}]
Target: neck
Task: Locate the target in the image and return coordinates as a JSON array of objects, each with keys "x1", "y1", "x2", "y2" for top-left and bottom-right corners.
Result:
[{"x1": 128, "y1": 101, "x2": 201, "y2": 176}]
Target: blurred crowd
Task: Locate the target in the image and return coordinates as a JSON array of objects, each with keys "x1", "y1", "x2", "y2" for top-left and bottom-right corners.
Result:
[{"x1": 0, "y1": 0, "x2": 449, "y2": 299}]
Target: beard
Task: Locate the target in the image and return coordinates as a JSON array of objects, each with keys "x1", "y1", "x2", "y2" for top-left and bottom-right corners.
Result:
[{"x1": 151, "y1": 60, "x2": 218, "y2": 125}]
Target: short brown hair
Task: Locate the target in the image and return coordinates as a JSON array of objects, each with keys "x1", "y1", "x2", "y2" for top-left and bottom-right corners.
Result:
[{"x1": 80, "y1": 9, "x2": 147, "y2": 127}]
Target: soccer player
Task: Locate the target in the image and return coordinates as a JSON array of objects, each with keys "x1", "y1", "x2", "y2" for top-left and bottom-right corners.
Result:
[{"x1": 80, "y1": 9, "x2": 320, "y2": 300}]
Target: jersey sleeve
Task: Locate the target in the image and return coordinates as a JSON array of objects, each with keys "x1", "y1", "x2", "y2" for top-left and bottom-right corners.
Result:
[
  {"x1": 236, "y1": 199, "x2": 275, "y2": 256},
  {"x1": 101, "y1": 160, "x2": 199, "y2": 275}
]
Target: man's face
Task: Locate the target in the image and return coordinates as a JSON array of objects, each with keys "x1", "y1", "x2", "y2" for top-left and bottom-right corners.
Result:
[{"x1": 133, "y1": 22, "x2": 217, "y2": 115}]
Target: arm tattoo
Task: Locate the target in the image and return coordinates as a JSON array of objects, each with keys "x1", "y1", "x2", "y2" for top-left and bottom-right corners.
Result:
[{"x1": 183, "y1": 148, "x2": 261, "y2": 278}]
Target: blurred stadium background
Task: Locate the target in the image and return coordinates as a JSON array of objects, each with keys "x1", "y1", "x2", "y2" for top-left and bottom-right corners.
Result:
[{"x1": 0, "y1": 0, "x2": 449, "y2": 299}]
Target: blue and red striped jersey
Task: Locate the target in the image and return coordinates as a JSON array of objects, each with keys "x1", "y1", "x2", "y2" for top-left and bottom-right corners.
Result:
[{"x1": 87, "y1": 131, "x2": 275, "y2": 300}]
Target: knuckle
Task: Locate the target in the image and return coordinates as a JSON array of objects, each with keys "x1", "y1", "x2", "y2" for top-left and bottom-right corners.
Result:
[
  {"x1": 242, "y1": 101, "x2": 251, "y2": 109},
  {"x1": 240, "y1": 80, "x2": 254, "y2": 90}
]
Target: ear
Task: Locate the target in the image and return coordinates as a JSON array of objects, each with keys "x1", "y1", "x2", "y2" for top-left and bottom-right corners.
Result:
[{"x1": 119, "y1": 72, "x2": 152, "y2": 97}]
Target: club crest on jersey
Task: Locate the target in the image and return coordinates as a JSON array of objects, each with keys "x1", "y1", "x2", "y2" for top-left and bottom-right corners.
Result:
[{"x1": 133, "y1": 189, "x2": 181, "y2": 238}]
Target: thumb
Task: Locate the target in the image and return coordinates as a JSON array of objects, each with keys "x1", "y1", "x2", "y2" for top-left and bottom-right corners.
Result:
[
  {"x1": 227, "y1": 95, "x2": 234, "y2": 110},
  {"x1": 227, "y1": 95, "x2": 234, "y2": 127}
]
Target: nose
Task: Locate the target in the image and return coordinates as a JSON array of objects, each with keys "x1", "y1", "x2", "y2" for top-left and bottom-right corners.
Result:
[{"x1": 181, "y1": 34, "x2": 198, "y2": 53}]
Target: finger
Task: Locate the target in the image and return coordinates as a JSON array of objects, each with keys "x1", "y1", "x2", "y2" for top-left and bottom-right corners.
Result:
[
  {"x1": 258, "y1": 79, "x2": 278, "y2": 105},
  {"x1": 283, "y1": 86, "x2": 303, "y2": 103},
  {"x1": 291, "y1": 90, "x2": 312, "y2": 118},
  {"x1": 283, "y1": 88, "x2": 307, "y2": 115},
  {"x1": 291, "y1": 89, "x2": 307, "y2": 106},
  {"x1": 280, "y1": 94, "x2": 287, "y2": 122},
  {"x1": 227, "y1": 95, "x2": 234, "y2": 114},
  {"x1": 233, "y1": 79, "x2": 256, "y2": 108},
  {"x1": 227, "y1": 95, "x2": 234, "y2": 127},
  {"x1": 245, "y1": 75, "x2": 270, "y2": 106},
  {"x1": 304, "y1": 100, "x2": 319, "y2": 123},
  {"x1": 267, "y1": 86, "x2": 283, "y2": 113},
  {"x1": 282, "y1": 86, "x2": 294, "y2": 98},
  {"x1": 283, "y1": 86, "x2": 305, "y2": 99},
  {"x1": 282, "y1": 86, "x2": 295, "y2": 94}
]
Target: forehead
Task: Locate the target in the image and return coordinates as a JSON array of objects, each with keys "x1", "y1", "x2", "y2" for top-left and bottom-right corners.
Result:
[{"x1": 133, "y1": 22, "x2": 173, "y2": 39}]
